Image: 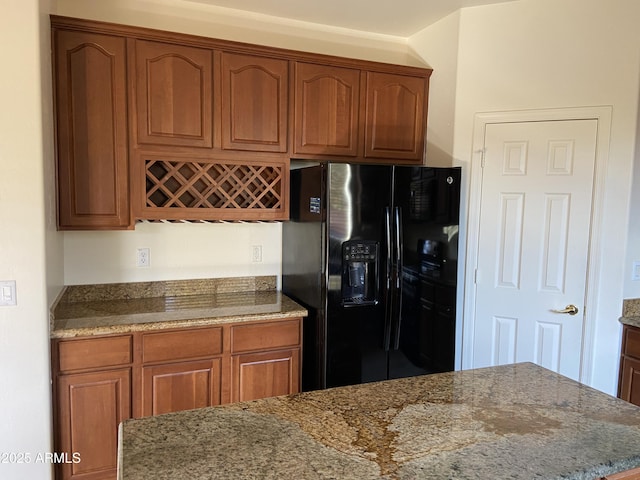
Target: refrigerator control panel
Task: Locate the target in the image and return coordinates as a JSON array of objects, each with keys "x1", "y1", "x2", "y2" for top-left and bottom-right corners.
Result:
[{"x1": 341, "y1": 240, "x2": 379, "y2": 307}]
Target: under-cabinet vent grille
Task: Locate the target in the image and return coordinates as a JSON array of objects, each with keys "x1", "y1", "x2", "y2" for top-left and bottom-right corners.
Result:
[{"x1": 144, "y1": 159, "x2": 283, "y2": 210}]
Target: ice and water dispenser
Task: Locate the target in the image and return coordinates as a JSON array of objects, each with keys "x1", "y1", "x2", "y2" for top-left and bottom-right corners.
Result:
[{"x1": 341, "y1": 240, "x2": 379, "y2": 306}]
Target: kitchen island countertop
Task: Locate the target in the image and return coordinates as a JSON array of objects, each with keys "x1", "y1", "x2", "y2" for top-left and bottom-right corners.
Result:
[{"x1": 118, "y1": 362, "x2": 640, "y2": 480}]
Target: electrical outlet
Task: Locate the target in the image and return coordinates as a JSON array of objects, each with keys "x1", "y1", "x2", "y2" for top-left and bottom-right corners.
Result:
[
  {"x1": 0, "y1": 281, "x2": 16, "y2": 306},
  {"x1": 252, "y1": 245, "x2": 263, "y2": 263},
  {"x1": 136, "y1": 248, "x2": 150, "y2": 268}
]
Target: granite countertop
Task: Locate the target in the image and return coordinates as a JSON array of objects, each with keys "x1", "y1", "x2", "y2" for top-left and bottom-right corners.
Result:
[
  {"x1": 118, "y1": 362, "x2": 640, "y2": 480},
  {"x1": 620, "y1": 298, "x2": 640, "y2": 329},
  {"x1": 51, "y1": 276, "x2": 307, "y2": 338}
]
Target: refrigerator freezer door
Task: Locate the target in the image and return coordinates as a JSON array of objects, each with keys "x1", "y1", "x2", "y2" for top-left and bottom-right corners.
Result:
[{"x1": 325, "y1": 163, "x2": 393, "y2": 388}]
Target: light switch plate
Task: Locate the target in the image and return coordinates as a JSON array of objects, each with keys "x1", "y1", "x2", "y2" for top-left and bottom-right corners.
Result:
[
  {"x1": 632, "y1": 261, "x2": 640, "y2": 281},
  {"x1": 0, "y1": 280, "x2": 16, "y2": 306},
  {"x1": 252, "y1": 245, "x2": 263, "y2": 263}
]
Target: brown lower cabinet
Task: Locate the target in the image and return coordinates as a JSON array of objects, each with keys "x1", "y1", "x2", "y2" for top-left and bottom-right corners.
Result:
[
  {"x1": 56, "y1": 369, "x2": 131, "y2": 480},
  {"x1": 618, "y1": 324, "x2": 640, "y2": 407},
  {"x1": 52, "y1": 317, "x2": 302, "y2": 480}
]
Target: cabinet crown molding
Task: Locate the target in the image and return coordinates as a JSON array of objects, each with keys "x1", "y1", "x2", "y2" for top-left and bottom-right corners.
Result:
[{"x1": 50, "y1": 15, "x2": 432, "y2": 77}]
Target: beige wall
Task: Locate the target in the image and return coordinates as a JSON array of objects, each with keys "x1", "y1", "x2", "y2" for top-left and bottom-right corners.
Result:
[
  {"x1": 54, "y1": 0, "x2": 640, "y2": 395},
  {"x1": 54, "y1": 0, "x2": 419, "y2": 65},
  {"x1": 412, "y1": 0, "x2": 640, "y2": 394},
  {"x1": 409, "y1": 11, "x2": 461, "y2": 169},
  {"x1": 0, "y1": 0, "x2": 59, "y2": 478},
  {"x1": 2, "y1": 1, "x2": 638, "y2": 474},
  {"x1": 53, "y1": 0, "x2": 425, "y2": 288},
  {"x1": 63, "y1": 222, "x2": 282, "y2": 285}
]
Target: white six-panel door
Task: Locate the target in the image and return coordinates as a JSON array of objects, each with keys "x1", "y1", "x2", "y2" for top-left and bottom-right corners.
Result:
[{"x1": 472, "y1": 119, "x2": 597, "y2": 380}]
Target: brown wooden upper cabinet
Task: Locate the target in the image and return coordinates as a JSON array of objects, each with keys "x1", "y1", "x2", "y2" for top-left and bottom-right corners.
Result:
[
  {"x1": 51, "y1": 16, "x2": 431, "y2": 228},
  {"x1": 293, "y1": 62, "x2": 360, "y2": 157},
  {"x1": 132, "y1": 40, "x2": 214, "y2": 148},
  {"x1": 53, "y1": 29, "x2": 131, "y2": 230},
  {"x1": 221, "y1": 52, "x2": 288, "y2": 153},
  {"x1": 133, "y1": 45, "x2": 289, "y2": 153},
  {"x1": 364, "y1": 72, "x2": 427, "y2": 161}
]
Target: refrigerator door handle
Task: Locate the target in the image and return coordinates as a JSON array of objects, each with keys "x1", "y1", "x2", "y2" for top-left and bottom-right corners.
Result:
[
  {"x1": 392, "y1": 206, "x2": 404, "y2": 350},
  {"x1": 383, "y1": 206, "x2": 393, "y2": 351}
]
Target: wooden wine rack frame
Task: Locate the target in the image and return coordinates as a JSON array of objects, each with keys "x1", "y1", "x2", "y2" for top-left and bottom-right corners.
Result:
[{"x1": 133, "y1": 152, "x2": 289, "y2": 221}]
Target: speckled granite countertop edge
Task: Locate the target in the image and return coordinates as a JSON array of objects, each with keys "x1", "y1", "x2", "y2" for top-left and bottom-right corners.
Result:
[
  {"x1": 50, "y1": 276, "x2": 307, "y2": 339},
  {"x1": 619, "y1": 298, "x2": 640, "y2": 328},
  {"x1": 51, "y1": 305, "x2": 307, "y2": 338}
]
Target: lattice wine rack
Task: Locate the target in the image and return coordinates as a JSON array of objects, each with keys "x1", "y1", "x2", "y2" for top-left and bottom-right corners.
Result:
[{"x1": 135, "y1": 154, "x2": 288, "y2": 221}]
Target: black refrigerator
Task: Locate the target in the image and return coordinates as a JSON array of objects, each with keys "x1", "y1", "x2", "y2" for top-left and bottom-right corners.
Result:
[{"x1": 282, "y1": 162, "x2": 461, "y2": 391}]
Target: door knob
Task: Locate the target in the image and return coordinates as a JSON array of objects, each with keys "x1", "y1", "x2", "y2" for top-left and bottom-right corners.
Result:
[{"x1": 551, "y1": 304, "x2": 579, "y2": 315}]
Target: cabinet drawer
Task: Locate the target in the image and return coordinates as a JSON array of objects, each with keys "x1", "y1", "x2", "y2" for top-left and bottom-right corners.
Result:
[
  {"x1": 231, "y1": 318, "x2": 301, "y2": 353},
  {"x1": 624, "y1": 326, "x2": 640, "y2": 359},
  {"x1": 142, "y1": 327, "x2": 223, "y2": 364},
  {"x1": 57, "y1": 335, "x2": 133, "y2": 372}
]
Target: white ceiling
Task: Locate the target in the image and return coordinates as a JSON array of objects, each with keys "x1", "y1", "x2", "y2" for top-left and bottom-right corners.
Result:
[{"x1": 185, "y1": 0, "x2": 518, "y2": 37}]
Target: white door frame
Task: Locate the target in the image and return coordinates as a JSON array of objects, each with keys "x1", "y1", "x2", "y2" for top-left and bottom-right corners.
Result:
[{"x1": 462, "y1": 106, "x2": 612, "y2": 384}]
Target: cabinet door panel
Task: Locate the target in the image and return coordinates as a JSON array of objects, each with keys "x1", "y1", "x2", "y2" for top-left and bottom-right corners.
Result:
[
  {"x1": 232, "y1": 348, "x2": 300, "y2": 403},
  {"x1": 141, "y1": 359, "x2": 222, "y2": 417},
  {"x1": 365, "y1": 72, "x2": 426, "y2": 161},
  {"x1": 221, "y1": 53, "x2": 288, "y2": 152},
  {"x1": 620, "y1": 356, "x2": 640, "y2": 406},
  {"x1": 294, "y1": 63, "x2": 360, "y2": 156},
  {"x1": 57, "y1": 369, "x2": 131, "y2": 480},
  {"x1": 54, "y1": 30, "x2": 130, "y2": 229},
  {"x1": 623, "y1": 326, "x2": 640, "y2": 358},
  {"x1": 134, "y1": 40, "x2": 213, "y2": 148}
]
